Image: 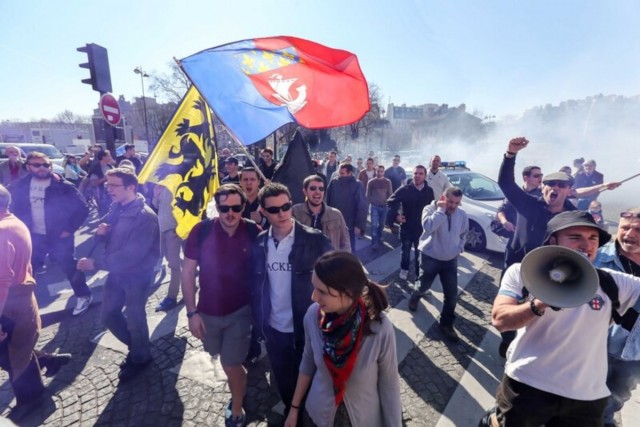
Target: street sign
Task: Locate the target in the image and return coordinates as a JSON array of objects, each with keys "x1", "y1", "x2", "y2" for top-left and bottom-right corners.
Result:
[{"x1": 99, "y1": 93, "x2": 121, "y2": 126}]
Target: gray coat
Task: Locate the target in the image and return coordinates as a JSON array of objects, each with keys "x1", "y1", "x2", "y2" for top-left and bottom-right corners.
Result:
[
  {"x1": 94, "y1": 194, "x2": 160, "y2": 274},
  {"x1": 299, "y1": 304, "x2": 402, "y2": 427}
]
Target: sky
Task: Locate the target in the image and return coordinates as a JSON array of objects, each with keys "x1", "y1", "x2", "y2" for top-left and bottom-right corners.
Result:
[{"x1": 1, "y1": 0, "x2": 639, "y2": 122}]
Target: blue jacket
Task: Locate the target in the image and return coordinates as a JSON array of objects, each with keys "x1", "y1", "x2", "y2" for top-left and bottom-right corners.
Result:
[
  {"x1": 498, "y1": 155, "x2": 576, "y2": 267},
  {"x1": 594, "y1": 241, "x2": 640, "y2": 361},
  {"x1": 326, "y1": 175, "x2": 368, "y2": 231}
]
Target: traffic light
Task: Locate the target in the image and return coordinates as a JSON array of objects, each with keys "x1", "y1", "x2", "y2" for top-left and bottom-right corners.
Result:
[{"x1": 77, "y1": 43, "x2": 112, "y2": 93}]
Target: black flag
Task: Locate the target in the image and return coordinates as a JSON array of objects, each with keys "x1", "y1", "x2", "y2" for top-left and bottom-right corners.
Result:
[{"x1": 272, "y1": 129, "x2": 316, "y2": 204}]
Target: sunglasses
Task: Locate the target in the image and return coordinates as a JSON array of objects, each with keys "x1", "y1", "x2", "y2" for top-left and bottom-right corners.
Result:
[
  {"x1": 544, "y1": 180, "x2": 570, "y2": 189},
  {"x1": 531, "y1": 173, "x2": 543, "y2": 178},
  {"x1": 620, "y1": 212, "x2": 640, "y2": 219},
  {"x1": 308, "y1": 185, "x2": 325, "y2": 192},
  {"x1": 29, "y1": 162, "x2": 51, "y2": 168},
  {"x1": 263, "y1": 202, "x2": 293, "y2": 214},
  {"x1": 217, "y1": 204, "x2": 244, "y2": 213}
]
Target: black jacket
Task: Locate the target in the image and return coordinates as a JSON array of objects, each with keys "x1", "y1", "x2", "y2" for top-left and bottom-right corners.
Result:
[
  {"x1": 325, "y1": 175, "x2": 368, "y2": 230},
  {"x1": 386, "y1": 182, "x2": 435, "y2": 238},
  {"x1": 10, "y1": 173, "x2": 88, "y2": 239},
  {"x1": 498, "y1": 155, "x2": 576, "y2": 267},
  {"x1": 252, "y1": 221, "x2": 332, "y2": 348}
]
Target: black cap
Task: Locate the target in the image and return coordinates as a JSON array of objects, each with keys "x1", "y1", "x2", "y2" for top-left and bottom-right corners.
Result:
[
  {"x1": 542, "y1": 171, "x2": 574, "y2": 186},
  {"x1": 225, "y1": 156, "x2": 239, "y2": 165},
  {"x1": 543, "y1": 211, "x2": 611, "y2": 247}
]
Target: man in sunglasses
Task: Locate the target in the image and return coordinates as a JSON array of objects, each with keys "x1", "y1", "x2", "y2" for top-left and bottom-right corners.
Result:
[
  {"x1": 595, "y1": 208, "x2": 640, "y2": 427},
  {"x1": 499, "y1": 138, "x2": 578, "y2": 269},
  {"x1": 292, "y1": 175, "x2": 350, "y2": 251},
  {"x1": 9, "y1": 152, "x2": 92, "y2": 316},
  {"x1": 182, "y1": 184, "x2": 260, "y2": 426},
  {"x1": 253, "y1": 183, "x2": 332, "y2": 419}
]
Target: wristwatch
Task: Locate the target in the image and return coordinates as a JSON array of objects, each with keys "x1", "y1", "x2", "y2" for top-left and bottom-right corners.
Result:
[
  {"x1": 186, "y1": 310, "x2": 199, "y2": 319},
  {"x1": 528, "y1": 297, "x2": 545, "y2": 317}
]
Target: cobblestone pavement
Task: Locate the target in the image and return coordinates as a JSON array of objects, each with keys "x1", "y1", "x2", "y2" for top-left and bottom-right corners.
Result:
[
  {"x1": 1, "y1": 226, "x2": 506, "y2": 427},
  {"x1": 398, "y1": 268, "x2": 500, "y2": 426}
]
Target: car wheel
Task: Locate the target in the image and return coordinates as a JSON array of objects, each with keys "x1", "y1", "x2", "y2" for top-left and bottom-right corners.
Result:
[{"x1": 465, "y1": 220, "x2": 487, "y2": 251}]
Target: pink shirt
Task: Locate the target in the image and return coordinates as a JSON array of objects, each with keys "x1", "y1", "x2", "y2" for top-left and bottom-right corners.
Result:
[{"x1": 0, "y1": 213, "x2": 35, "y2": 305}]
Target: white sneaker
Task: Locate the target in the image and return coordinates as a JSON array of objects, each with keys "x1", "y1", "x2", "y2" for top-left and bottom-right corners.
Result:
[
  {"x1": 399, "y1": 269, "x2": 409, "y2": 280},
  {"x1": 73, "y1": 295, "x2": 93, "y2": 316}
]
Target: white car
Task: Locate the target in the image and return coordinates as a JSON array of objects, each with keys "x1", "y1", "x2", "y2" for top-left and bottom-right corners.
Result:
[
  {"x1": 444, "y1": 168, "x2": 507, "y2": 253},
  {"x1": 0, "y1": 142, "x2": 66, "y2": 175}
]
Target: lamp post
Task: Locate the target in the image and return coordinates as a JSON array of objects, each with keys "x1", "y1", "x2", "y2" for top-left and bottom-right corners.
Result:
[
  {"x1": 380, "y1": 108, "x2": 386, "y2": 152},
  {"x1": 133, "y1": 67, "x2": 150, "y2": 151}
]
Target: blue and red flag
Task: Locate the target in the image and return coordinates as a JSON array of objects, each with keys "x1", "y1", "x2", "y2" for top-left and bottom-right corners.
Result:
[{"x1": 179, "y1": 36, "x2": 370, "y2": 145}]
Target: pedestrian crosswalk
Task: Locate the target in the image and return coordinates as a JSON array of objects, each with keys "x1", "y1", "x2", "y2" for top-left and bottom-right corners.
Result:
[{"x1": 82, "y1": 240, "x2": 640, "y2": 426}]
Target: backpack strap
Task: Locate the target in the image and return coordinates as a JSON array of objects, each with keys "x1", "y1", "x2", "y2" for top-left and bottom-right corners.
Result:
[
  {"x1": 197, "y1": 218, "x2": 214, "y2": 246},
  {"x1": 198, "y1": 218, "x2": 259, "y2": 246},
  {"x1": 597, "y1": 268, "x2": 622, "y2": 325}
]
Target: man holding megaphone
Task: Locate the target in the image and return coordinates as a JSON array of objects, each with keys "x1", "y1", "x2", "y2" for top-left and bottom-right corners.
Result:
[{"x1": 481, "y1": 211, "x2": 640, "y2": 427}]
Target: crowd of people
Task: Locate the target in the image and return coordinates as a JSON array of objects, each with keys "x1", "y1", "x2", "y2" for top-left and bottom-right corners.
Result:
[{"x1": 0, "y1": 137, "x2": 639, "y2": 427}]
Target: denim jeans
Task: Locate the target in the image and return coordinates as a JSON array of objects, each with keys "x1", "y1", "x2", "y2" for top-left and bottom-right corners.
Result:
[
  {"x1": 415, "y1": 254, "x2": 459, "y2": 326},
  {"x1": 31, "y1": 233, "x2": 90, "y2": 297},
  {"x1": 348, "y1": 227, "x2": 357, "y2": 254},
  {"x1": 604, "y1": 355, "x2": 640, "y2": 423},
  {"x1": 160, "y1": 229, "x2": 183, "y2": 300},
  {"x1": 101, "y1": 271, "x2": 153, "y2": 363},
  {"x1": 400, "y1": 234, "x2": 420, "y2": 276},
  {"x1": 370, "y1": 205, "x2": 388, "y2": 245}
]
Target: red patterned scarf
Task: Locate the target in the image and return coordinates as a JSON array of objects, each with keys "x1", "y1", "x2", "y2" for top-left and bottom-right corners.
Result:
[{"x1": 318, "y1": 298, "x2": 366, "y2": 405}]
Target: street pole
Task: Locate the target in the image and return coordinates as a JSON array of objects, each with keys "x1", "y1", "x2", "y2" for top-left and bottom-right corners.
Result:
[{"x1": 133, "y1": 67, "x2": 151, "y2": 152}]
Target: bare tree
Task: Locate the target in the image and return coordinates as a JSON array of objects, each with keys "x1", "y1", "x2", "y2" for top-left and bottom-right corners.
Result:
[
  {"x1": 53, "y1": 110, "x2": 91, "y2": 124},
  {"x1": 331, "y1": 82, "x2": 383, "y2": 142},
  {"x1": 148, "y1": 62, "x2": 190, "y2": 103}
]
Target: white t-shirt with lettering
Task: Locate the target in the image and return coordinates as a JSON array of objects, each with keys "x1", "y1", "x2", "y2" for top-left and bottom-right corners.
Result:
[
  {"x1": 29, "y1": 177, "x2": 51, "y2": 235},
  {"x1": 267, "y1": 221, "x2": 295, "y2": 333}
]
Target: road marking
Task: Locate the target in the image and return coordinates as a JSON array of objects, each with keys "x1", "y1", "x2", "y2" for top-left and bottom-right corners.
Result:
[{"x1": 169, "y1": 351, "x2": 228, "y2": 388}]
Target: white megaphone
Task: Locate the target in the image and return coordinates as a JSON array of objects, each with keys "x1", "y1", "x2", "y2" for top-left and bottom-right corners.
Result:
[{"x1": 520, "y1": 246, "x2": 599, "y2": 308}]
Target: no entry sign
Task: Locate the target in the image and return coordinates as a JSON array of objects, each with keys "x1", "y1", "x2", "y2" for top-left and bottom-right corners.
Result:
[{"x1": 99, "y1": 93, "x2": 122, "y2": 126}]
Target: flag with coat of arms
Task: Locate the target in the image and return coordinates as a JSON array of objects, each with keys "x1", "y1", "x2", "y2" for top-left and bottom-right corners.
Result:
[{"x1": 178, "y1": 36, "x2": 370, "y2": 145}]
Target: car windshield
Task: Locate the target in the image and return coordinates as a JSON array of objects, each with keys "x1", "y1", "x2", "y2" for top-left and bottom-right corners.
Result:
[
  {"x1": 448, "y1": 172, "x2": 504, "y2": 201},
  {"x1": 22, "y1": 145, "x2": 64, "y2": 159}
]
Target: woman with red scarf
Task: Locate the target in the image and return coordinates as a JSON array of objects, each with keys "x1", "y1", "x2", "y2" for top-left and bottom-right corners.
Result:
[{"x1": 284, "y1": 251, "x2": 402, "y2": 427}]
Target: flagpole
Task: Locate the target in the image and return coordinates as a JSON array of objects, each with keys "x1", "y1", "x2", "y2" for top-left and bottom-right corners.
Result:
[
  {"x1": 175, "y1": 56, "x2": 270, "y2": 182},
  {"x1": 225, "y1": 128, "x2": 270, "y2": 183}
]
